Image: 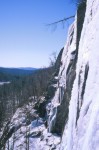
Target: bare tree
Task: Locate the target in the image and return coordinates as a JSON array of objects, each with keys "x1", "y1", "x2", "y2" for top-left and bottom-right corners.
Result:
[
  {"x1": 49, "y1": 51, "x2": 57, "y2": 67},
  {"x1": 7, "y1": 139, "x2": 9, "y2": 150},
  {"x1": 25, "y1": 127, "x2": 30, "y2": 150}
]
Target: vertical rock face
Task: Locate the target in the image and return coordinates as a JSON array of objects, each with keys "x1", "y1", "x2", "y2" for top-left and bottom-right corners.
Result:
[
  {"x1": 48, "y1": 22, "x2": 77, "y2": 134},
  {"x1": 48, "y1": 0, "x2": 99, "y2": 149},
  {"x1": 47, "y1": 20, "x2": 77, "y2": 134},
  {"x1": 47, "y1": 0, "x2": 86, "y2": 135},
  {"x1": 61, "y1": 0, "x2": 99, "y2": 150}
]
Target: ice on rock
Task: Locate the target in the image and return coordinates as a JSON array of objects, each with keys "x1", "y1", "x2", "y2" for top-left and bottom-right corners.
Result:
[
  {"x1": 48, "y1": 18, "x2": 77, "y2": 133},
  {"x1": 61, "y1": 0, "x2": 99, "y2": 149}
]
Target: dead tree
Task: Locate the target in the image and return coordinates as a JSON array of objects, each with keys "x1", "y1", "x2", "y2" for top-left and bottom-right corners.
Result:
[{"x1": 46, "y1": 16, "x2": 75, "y2": 27}]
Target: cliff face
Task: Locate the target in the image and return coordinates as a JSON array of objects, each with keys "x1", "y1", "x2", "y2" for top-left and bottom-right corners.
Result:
[
  {"x1": 47, "y1": 0, "x2": 86, "y2": 135},
  {"x1": 63, "y1": 0, "x2": 99, "y2": 149},
  {"x1": 48, "y1": 0, "x2": 99, "y2": 149}
]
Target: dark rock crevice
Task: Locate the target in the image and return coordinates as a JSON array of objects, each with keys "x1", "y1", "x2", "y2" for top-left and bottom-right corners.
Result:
[
  {"x1": 81, "y1": 64, "x2": 89, "y2": 101},
  {"x1": 76, "y1": 63, "x2": 89, "y2": 124},
  {"x1": 76, "y1": 0, "x2": 87, "y2": 60}
]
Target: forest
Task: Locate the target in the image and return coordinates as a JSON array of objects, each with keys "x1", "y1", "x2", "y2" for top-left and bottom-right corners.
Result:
[{"x1": 0, "y1": 66, "x2": 54, "y2": 130}]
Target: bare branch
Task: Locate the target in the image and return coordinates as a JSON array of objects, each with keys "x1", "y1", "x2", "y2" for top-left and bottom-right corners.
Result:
[{"x1": 46, "y1": 15, "x2": 75, "y2": 26}]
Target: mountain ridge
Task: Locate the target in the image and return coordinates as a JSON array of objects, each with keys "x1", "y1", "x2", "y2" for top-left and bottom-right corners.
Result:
[{"x1": 0, "y1": 67, "x2": 38, "y2": 77}]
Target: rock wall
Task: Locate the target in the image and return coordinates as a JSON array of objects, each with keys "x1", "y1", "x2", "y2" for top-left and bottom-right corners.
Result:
[
  {"x1": 61, "y1": 0, "x2": 99, "y2": 149},
  {"x1": 47, "y1": 0, "x2": 86, "y2": 135}
]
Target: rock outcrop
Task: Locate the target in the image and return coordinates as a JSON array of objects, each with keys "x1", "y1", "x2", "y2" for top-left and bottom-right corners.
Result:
[
  {"x1": 47, "y1": 0, "x2": 87, "y2": 135},
  {"x1": 61, "y1": 0, "x2": 99, "y2": 149}
]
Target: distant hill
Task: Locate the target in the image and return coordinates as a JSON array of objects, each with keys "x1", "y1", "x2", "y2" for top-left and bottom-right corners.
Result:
[
  {"x1": 18, "y1": 67, "x2": 38, "y2": 71},
  {"x1": 0, "y1": 67, "x2": 38, "y2": 81}
]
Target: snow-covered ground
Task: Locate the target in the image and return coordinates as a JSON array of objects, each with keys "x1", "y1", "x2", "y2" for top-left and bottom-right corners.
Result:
[
  {"x1": 0, "y1": 81, "x2": 10, "y2": 85},
  {"x1": 6, "y1": 124, "x2": 60, "y2": 150},
  {"x1": 3, "y1": 101, "x2": 61, "y2": 150}
]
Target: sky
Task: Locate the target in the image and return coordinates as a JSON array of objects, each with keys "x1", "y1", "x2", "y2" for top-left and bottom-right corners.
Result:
[{"x1": 0, "y1": 0, "x2": 76, "y2": 68}]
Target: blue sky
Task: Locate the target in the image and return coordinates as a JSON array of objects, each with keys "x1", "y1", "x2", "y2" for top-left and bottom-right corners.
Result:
[{"x1": 0, "y1": 0, "x2": 76, "y2": 68}]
